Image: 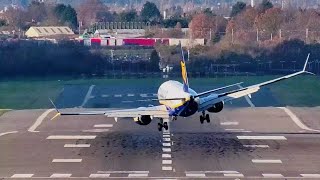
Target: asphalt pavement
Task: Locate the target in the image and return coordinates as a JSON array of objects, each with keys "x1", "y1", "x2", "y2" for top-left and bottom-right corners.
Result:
[{"x1": 1, "y1": 106, "x2": 320, "y2": 179}]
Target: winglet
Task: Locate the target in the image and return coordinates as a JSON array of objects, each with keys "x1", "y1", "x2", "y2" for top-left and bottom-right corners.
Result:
[
  {"x1": 49, "y1": 98, "x2": 61, "y2": 121},
  {"x1": 49, "y1": 98, "x2": 59, "y2": 113},
  {"x1": 303, "y1": 53, "x2": 310, "y2": 72}
]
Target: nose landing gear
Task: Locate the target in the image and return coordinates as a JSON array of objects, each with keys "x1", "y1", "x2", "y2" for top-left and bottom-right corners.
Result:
[{"x1": 200, "y1": 111, "x2": 210, "y2": 124}]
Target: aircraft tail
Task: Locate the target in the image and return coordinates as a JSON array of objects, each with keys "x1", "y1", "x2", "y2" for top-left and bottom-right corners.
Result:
[{"x1": 180, "y1": 45, "x2": 189, "y2": 92}]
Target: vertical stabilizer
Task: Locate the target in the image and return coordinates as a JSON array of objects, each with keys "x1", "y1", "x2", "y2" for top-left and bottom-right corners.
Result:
[{"x1": 180, "y1": 44, "x2": 189, "y2": 92}]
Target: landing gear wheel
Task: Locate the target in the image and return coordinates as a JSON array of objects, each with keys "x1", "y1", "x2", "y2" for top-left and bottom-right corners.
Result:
[
  {"x1": 206, "y1": 114, "x2": 210, "y2": 123},
  {"x1": 200, "y1": 115, "x2": 205, "y2": 124},
  {"x1": 163, "y1": 122, "x2": 169, "y2": 130},
  {"x1": 158, "y1": 123, "x2": 163, "y2": 131}
]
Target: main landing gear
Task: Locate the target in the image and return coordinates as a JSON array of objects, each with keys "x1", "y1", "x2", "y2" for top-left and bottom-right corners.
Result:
[
  {"x1": 200, "y1": 111, "x2": 210, "y2": 124},
  {"x1": 158, "y1": 118, "x2": 168, "y2": 131}
]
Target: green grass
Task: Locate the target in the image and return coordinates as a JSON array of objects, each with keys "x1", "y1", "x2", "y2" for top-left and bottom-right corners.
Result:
[
  {"x1": 0, "y1": 75, "x2": 319, "y2": 109},
  {"x1": 0, "y1": 109, "x2": 10, "y2": 117}
]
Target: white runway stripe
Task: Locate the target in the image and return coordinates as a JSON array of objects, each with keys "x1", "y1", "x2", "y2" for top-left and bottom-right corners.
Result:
[
  {"x1": 163, "y1": 143, "x2": 171, "y2": 147},
  {"x1": 279, "y1": 107, "x2": 320, "y2": 132},
  {"x1": 0, "y1": 131, "x2": 18, "y2": 137},
  {"x1": 50, "y1": 173, "x2": 72, "y2": 178},
  {"x1": 163, "y1": 148, "x2": 171, "y2": 152},
  {"x1": 162, "y1": 154, "x2": 172, "y2": 158},
  {"x1": 163, "y1": 138, "x2": 171, "y2": 141},
  {"x1": 186, "y1": 173, "x2": 206, "y2": 177},
  {"x1": 64, "y1": 144, "x2": 90, "y2": 148},
  {"x1": 162, "y1": 160, "x2": 172, "y2": 165},
  {"x1": 262, "y1": 173, "x2": 284, "y2": 177},
  {"x1": 225, "y1": 129, "x2": 252, "y2": 132},
  {"x1": 186, "y1": 171, "x2": 240, "y2": 174},
  {"x1": 101, "y1": 94, "x2": 109, "y2": 98},
  {"x1": 97, "y1": 171, "x2": 149, "y2": 174},
  {"x1": 128, "y1": 174, "x2": 148, "y2": 177},
  {"x1": 224, "y1": 173, "x2": 244, "y2": 177},
  {"x1": 28, "y1": 109, "x2": 54, "y2": 132},
  {"x1": 11, "y1": 174, "x2": 34, "y2": 178},
  {"x1": 237, "y1": 136, "x2": 287, "y2": 140},
  {"x1": 114, "y1": 94, "x2": 122, "y2": 97},
  {"x1": 162, "y1": 166, "x2": 173, "y2": 171},
  {"x1": 220, "y1": 122, "x2": 239, "y2": 126},
  {"x1": 127, "y1": 94, "x2": 135, "y2": 97},
  {"x1": 89, "y1": 174, "x2": 110, "y2": 178},
  {"x1": 140, "y1": 94, "x2": 148, "y2": 97},
  {"x1": 163, "y1": 135, "x2": 171, "y2": 138},
  {"x1": 252, "y1": 159, "x2": 282, "y2": 163},
  {"x1": 82, "y1": 129, "x2": 109, "y2": 133},
  {"x1": 243, "y1": 145, "x2": 269, "y2": 148},
  {"x1": 225, "y1": 129, "x2": 245, "y2": 131},
  {"x1": 47, "y1": 135, "x2": 96, "y2": 140},
  {"x1": 52, "y1": 159, "x2": 82, "y2": 163},
  {"x1": 300, "y1": 174, "x2": 320, "y2": 178},
  {"x1": 94, "y1": 124, "x2": 113, "y2": 128}
]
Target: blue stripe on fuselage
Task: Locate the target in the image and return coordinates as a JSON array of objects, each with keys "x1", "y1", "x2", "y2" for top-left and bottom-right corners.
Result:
[{"x1": 166, "y1": 102, "x2": 189, "y2": 116}]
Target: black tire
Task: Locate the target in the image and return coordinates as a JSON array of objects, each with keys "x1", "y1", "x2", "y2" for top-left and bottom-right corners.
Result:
[
  {"x1": 200, "y1": 115, "x2": 204, "y2": 124},
  {"x1": 158, "y1": 123, "x2": 163, "y2": 131},
  {"x1": 163, "y1": 122, "x2": 168, "y2": 130},
  {"x1": 206, "y1": 114, "x2": 210, "y2": 123}
]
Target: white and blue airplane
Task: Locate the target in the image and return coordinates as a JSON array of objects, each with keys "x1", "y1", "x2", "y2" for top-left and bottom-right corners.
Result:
[{"x1": 51, "y1": 49, "x2": 313, "y2": 131}]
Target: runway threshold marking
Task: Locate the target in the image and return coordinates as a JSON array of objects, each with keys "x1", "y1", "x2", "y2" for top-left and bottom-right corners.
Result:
[
  {"x1": 80, "y1": 85, "x2": 95, "y2": 108},
  {"x1": 162, "y1": 166, "x2": 173, "y2": 171},
  {"x1": 82, "y1": 129, "x2": 109, "y2": 133},
  {"x1": 0, "y1": 131, "x2": 18, "y2": 137},
  {"x1": 128, "y1": 174, "x2": 148, "y2": 177},
  {"x1": 94, "y1": 124, "x2": 113, "y2": 128},
  {"x1": 50, "y1": 173, "x2": 72, "y2": 178},
  {"x1": 237, "y1": 136, "x2": 287, "y2": 140},
  {"x1": 162, "y1": 160, "x2": 172, "y2": 165},
  {"x1": 220, "y1": 122, "x2": 239, "y2": 126},
  {"x1": 224, "y1": 173, "x2": 244, "y2": 177},
  {"x1": 11, "y1": 174, "x2": 34, "y2": 178},
  {"x1": 279, "y1": 107, "x2": 320, "y2": 132},
  {"x1": 300, "y1": 174, "x2": 320, "y2": 178},
  {"x1": 89, "y1": 174, "x2": 110, "y2": 178},
  {"x1": 252, "y1": 159, "x2": 282, "y2": 163},
  {"x1": 52, "y1": 159, "x2": 82, "y2": 163},
  {"x1": 237, "y1": 84, "x2": 255, "y2": 107},
  {"x1": 185, "y1": 173, "x2": 206, "y2": 177},
  {"x1": 262, "y1": 173, "x2": 284, "y2": 177},
  {"x1": 47, "y1": 135, "x2": 96, "y2": 140},
  {"x1": 28, "y1": 109, "x2": 55, "y2": 132},
  {"x1": 225, "y1": 129, "x2": 252, "y2": 132},
  {"x1": 162, "y1": 154, "x2": 171, "y2": 158},
  {"x1": 97, "y1": 171, "x2": 149, "y2": 174},
  {"x1": 64, "y1": 144, "x2": 90, "y2": 148}
]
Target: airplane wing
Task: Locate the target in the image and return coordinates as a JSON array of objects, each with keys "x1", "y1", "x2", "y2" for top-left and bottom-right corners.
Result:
[
  {"x1": 198, "y1": 54, "x2": 314, "y2": 111},
  {"x1": 50, "y1": 101, "x2": 169, "y2": 120}
]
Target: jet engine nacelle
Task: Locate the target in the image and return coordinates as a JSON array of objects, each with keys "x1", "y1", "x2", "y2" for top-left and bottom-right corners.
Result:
[
  {"x1": 134, "y1": 115, "x2": 152, "y2": 125},
  {"x1": 207, "y1": 101, "x2": 224, "y2": 113}
]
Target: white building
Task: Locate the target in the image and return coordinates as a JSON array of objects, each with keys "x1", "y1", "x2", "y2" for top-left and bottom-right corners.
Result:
[{"x1": 25, "y1": 26, "x2": 74, "y2": 38}]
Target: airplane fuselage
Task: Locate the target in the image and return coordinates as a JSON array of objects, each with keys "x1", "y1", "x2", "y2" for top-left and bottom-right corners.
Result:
[{"x1": 157, "y1": 80, "x2": 198, "y2": 117}]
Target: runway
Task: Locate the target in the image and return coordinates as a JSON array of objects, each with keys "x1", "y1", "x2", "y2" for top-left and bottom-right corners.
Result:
[{"x1": 1, "y1": 107, "x2": 320, "y2": 179}]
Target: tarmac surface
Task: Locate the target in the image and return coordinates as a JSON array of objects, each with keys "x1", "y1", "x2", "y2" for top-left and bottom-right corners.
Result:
[{"x1": 1, "y1": 105, "x2": 320, "y2": 179}]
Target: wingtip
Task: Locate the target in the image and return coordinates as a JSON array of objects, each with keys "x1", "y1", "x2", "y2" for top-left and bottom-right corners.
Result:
[{"x1": 49, "y1": 98, "x2": 59, "y2": 113}]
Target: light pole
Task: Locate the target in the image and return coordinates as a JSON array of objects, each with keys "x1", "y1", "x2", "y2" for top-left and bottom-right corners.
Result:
[
  {"x1": 292, "y1": 61, "x2": 296, "y2": 71},
  {"x1": 280, "y1": 61, "x2": 285, "y2": 70},
  {"x1": 110, "y1": 50, "x2": 115, "y2": 78}
]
